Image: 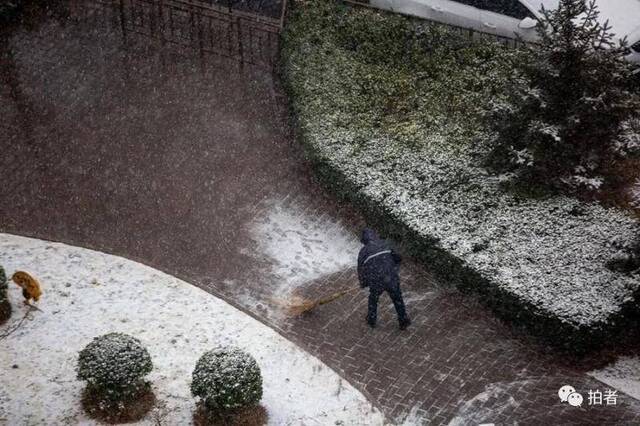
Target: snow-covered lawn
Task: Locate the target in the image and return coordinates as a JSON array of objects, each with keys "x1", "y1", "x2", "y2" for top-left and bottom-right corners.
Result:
[{"x1": 0, "y1": 233, "x2": 384, "y2": 425}]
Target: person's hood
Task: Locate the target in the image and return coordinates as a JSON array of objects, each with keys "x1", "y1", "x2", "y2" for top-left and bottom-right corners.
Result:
[{"x1": 361, "y1": 228, "x2": 379, "y2": 244}]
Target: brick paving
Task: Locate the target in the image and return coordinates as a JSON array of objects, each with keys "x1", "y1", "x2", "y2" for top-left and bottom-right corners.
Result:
[{"x1": 2, "y1": 12, "x2": 640, "y2": 425}]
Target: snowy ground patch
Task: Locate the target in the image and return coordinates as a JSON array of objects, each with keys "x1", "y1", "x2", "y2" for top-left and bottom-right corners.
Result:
[
  {"x1": 589, "y1": 357, "x2": 640, "y2": 401},
  {"x1": 251, "y1": 199, "x2": 360, "y2": 289},
  {"x1": 446, "y1": 380, "x2": 525, "y2": 426},
  {"x1": 0, "y1": 233, "x2": 383, "y2": 425},
  {"x1": 248, "y1": 198, "x2": 360, "y2": 316}
]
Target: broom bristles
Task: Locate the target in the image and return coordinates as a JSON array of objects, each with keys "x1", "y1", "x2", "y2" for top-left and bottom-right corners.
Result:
[
  {"x1": 281, "y1": 288, "x2": 359, "y2": 316},
  {"x1": 286, "y1": 300, "x2": 318, "y2": 316}
]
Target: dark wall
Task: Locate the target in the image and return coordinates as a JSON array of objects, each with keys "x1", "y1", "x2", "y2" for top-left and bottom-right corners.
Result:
[
  {"x1": 209, "y1": 0, "x2": 284, "y2": 19},
  {"x1": 454, "y1": 0, "x2": 534, "y2": 19}
]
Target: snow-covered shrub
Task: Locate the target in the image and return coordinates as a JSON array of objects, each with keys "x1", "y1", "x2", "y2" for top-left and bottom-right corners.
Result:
[
  {"x1": 487, "y1": 0, "x2": 640, "y2": 190},
  {"x1": 608, "y1": 236, "x2": 640, "y2": 274},
  {"x1": 77, "y1": 333, "x2": 153, "y2": 401},
  {"x1": 0, "y1": 265, "x2": 7, "y2": 297},
  {"x1": 0, "y1": 265, "x2": 10, "y2": 323},
  {"x1": 191, "y1": 347, "x2": 263, "y2": 412}
]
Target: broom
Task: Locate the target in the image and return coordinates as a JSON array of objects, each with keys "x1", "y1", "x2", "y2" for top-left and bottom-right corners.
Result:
[{"x1": 284, "y1": 287, "x2": 360, "y2": 316}]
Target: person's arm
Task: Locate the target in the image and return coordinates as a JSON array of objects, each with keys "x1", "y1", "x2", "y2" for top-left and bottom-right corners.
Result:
[
  {"x1": 357, "y1": 248, "x2": 367, "y2": 288},
  {"x1": 392, "y1": 249, "x2": 402, "y2": 265}
]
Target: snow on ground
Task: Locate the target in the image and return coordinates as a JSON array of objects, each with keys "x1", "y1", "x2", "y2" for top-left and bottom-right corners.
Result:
[
  {"x1": 0, "y1": 233, "x2": 384, "y2": 425},
  {"x1": 446, "y1": 380, "x2": 524, "y2": 426},
  {"x1": 589, "y1": 356, "x2": 640, "y2": 401},
  {"x1": 398, "y1": 405, "x2": 429, "y2": 426},
  {"x1": 249, "y1": 198, "x2": 360, "y2": 309},
  {"x1": 251, "y1": 199, "x2": 360, "y2": 290}
]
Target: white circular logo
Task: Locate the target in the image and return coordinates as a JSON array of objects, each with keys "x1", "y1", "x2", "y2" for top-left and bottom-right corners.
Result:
[
  {"x1": 567, "y1": 392, "x2": 583, "y2": 407},
  {"x1": 558, "y1": 385, "x2": 576, "y2": 403}
]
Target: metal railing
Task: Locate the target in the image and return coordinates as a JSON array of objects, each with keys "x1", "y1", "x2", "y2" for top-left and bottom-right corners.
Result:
[{"x1": 72, "y1": 0, "x2": 285, "y2": 69}]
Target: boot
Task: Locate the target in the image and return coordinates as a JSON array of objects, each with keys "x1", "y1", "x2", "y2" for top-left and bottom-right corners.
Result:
[{"x1": 399, "y1": 317, "x2": 411, "y2": 330}]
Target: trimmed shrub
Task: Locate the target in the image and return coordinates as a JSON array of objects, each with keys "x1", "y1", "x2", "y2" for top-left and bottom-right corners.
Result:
[
  {"x1": 0, "y1": 265, "x2": 7, "y2": 295},
  {"x1": 0, "y1": 265, "x2": 10, "y2": 323},
  {"x1": 191, "y1": 347, "x2": 263, "y2": 413},
  {"x1": 77, "y1": 333, "x2": 153, "y2": 402},
  {"x1": 608, "y1": 237, "x2": 640, "y2": 274}
]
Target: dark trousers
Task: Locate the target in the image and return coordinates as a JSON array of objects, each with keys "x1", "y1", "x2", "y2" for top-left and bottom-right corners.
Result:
[{"x1": 367, "y1": 285, "x2": 409, "y2": 325}]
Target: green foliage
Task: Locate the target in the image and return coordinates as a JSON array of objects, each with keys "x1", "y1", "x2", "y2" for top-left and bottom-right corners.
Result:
[
  {"x1": 0, "y1": 265, "x2": 9, "y2": 322},
  {"x1": 487, "y1": 0, "x2": 640, "y2": 189},
  {"x1": 77, "y1": 333, "x2": 153, "y2": 402},
  {"x1": 282, "y1": 0, "x2": 519, "y2": 150},
  {"x1": 608, "y1": 237, "x2": 640, "y2": 274},
  {"x1": 191, "y1": 347, "x2": 263, "y2": 412},
  {"x1": 0, "y1": 264, "x2": 6, "y2": 291},
  {"x1": 0, "y1": 264, "x2": 8, "y2": 305}
]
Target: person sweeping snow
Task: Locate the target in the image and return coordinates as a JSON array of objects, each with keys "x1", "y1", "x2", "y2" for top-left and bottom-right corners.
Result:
[{"x1": 358, "y1": 229, "x2": 410, "y2": 330}]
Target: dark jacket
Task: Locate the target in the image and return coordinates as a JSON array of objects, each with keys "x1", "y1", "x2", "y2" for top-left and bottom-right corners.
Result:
[{"x1": 357, "y1": 229, "x2": 402, "y2": 292}]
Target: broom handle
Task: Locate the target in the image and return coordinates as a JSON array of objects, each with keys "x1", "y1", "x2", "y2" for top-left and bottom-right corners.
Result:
[{"x1": 317, "y1": 287, "x2": 360, "y2": 306}]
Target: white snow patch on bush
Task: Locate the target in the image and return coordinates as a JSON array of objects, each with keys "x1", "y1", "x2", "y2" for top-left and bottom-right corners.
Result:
[{"x1": 0, "y1": 233, "x2": 383, "y2": 425}]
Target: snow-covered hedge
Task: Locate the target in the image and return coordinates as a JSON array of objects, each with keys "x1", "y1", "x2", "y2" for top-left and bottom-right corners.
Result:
[
  {"x1": 191, "y1": 347, "x2": 263, "y2": 412},
  {"x1": 0, "y1": 265, "x2": 7, "y2": 297},
  {"x1": 281, "y1": 0, "x2": 640, "y2": 351},
  {"x1": 0, "y1": 265, "x2": 10, "y2": 322},
  {"x1": 77, "y1": 333, "x2": 153, "y2": 401}
]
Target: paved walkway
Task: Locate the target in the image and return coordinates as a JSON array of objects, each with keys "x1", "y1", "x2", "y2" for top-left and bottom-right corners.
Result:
[{"x1": 2, "y1": 14, "x2": 640, "y2": 425}]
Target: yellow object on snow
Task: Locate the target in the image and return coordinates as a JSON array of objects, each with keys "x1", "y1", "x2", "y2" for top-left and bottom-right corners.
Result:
[{"x1": 11, "y1": 271, "x2": 42, "y2": 303}]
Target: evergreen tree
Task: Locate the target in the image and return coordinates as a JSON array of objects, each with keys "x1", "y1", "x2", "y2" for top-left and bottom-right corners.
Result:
[{"x1": 488, "y1": 0, "x2": 640, "y2": 190}]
